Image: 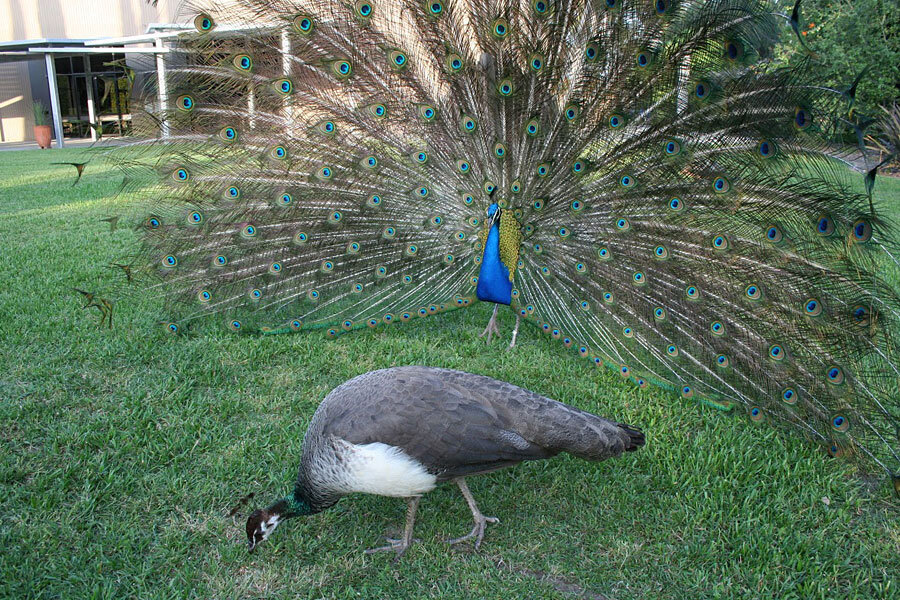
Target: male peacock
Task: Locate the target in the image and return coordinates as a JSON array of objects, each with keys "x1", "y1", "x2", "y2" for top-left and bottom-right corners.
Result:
[
  {"x1": 244, "y1": 366, "x2": 644, "y2": 556},
  {"x1": 120, "y1": 0, "x2": 900, "y2": 483}
]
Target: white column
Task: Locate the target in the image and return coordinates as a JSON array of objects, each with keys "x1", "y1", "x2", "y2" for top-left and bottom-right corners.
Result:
[
  {"x1": 281, "y1": 28, "x2": 292, "y2": 121},
  {"x1": 84, "y1": 55, "x2": 97, "y2": 141},
  {"x1": 155, "y1": 37, "x2": 169, "y2": 138},
  {"x1": 44, "y1": 53, "x2": 65, "y2": 148},
  {"x1": 248, "y1": 86, "x2": 256, "y2": 130}
]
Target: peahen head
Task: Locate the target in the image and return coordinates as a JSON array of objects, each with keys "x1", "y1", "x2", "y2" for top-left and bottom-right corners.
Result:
[{"x1": 246, "y1": 494, "x2": 312, "y2": 552}]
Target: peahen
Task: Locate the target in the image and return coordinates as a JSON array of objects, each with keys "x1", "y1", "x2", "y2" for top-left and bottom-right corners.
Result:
[
  {"x1": 244, "y1": 366, "x2": 644, "y2": 556},
  {"x1": 119, "y1": 0, "x2": 900, "y2": 483}
]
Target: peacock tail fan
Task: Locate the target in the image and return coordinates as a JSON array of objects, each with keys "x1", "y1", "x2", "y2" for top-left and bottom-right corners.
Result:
[{"x1": 114, "y1": 0, "x2": 900, "y2": 478}]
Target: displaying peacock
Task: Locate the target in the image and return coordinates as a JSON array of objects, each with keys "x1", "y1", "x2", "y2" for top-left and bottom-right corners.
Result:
[
  {"x1": 244, "y1": 367, "x2": 644, "y2": 556},
  {"x1": 117, "y1": 0, "x2": 900, "y2": 483}
]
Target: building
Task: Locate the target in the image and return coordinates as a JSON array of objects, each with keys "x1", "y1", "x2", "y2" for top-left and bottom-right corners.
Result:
[{"x1": 0, "y1": 0, "x2": 182, "y2": 145}]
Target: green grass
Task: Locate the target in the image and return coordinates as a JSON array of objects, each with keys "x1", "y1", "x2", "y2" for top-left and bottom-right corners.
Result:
[{"x1": 1, "y1": 149, "x2": 899, "y2": 600}]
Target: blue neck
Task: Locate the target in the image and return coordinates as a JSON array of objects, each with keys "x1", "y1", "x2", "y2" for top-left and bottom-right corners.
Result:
[{"x1": 476, "y1": 208, "x2": 512, "y2": 305}]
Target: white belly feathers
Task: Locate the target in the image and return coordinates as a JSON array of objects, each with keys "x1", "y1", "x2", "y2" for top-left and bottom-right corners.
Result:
[{"x1": 333, "y1": 439, "x2": 437, "y2": 497}]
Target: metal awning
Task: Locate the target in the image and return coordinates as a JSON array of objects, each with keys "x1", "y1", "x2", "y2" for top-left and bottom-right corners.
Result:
[
  {"x1": 0, "y1": 28, "x2": 184, "y2": 148},
  {"x1": 0, "y1": 23, "x2": 266, "y2": 148}
]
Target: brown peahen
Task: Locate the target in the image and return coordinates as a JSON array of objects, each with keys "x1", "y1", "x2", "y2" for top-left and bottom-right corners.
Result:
[
  {"x1": 244, "y1": 366, "x2": 644, "y2": 556},
  {"x1": 118, "y1": 0, "x2": 899, "y2": 485}
]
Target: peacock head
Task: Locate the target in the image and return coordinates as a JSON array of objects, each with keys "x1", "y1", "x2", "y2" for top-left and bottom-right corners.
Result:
[{"x1": 246, "y1": 494, "x2": 312, "y2": 552}]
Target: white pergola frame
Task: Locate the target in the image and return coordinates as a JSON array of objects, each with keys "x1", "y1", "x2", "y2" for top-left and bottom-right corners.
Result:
[
  {"x1": 0, "y1": 26, "x2": 186, "y2": 148},
  {"x1": 0, "y1": 23, "x2": 272, "y2": 148}
]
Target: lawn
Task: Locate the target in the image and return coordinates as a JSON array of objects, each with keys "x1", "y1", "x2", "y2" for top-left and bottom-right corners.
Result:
[{"x1": 1, "y1": 149, "x2": 899, "y2": 599}]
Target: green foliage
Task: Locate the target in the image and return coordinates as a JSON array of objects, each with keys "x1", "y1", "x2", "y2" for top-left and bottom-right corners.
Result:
[
  {"x1": 32, "y1": 101, "x2": 48, "y2": 127},
  {"x1": 776, "y1": 0, "x2": 900, "y2": 116},
  {"x1": 0, "y1": 150, "x2": 898, "y2": 599}
]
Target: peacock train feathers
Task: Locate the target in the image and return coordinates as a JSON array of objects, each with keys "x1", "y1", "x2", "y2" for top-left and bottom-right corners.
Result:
[{"x1": 116, "y1": 0, "x2": 899, "y2": 479}]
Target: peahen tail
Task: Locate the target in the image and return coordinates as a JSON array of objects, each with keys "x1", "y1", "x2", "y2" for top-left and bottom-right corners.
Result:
[{"x1": 114, "y1": 0, "x2": 900, "y2": 479}]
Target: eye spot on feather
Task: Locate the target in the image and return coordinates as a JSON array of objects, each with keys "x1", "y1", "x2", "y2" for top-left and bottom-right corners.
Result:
[
  {"x1": 804, "y1": 298, "x2": 823, "y2": 317},
  {"x1": 715, "y1": 354, "x2": 729, "y2": 368},
  {"x1": 781, "y1": 388, "x2": 798, "y2": 404},
  {"x1": 492, "y1": 18, "x2": 509, "y2": 39},
  {"x1": 293, "y1": 15, "x2": 314, "y2": 34},
  {"x1": 825, "y1": 366, "x2": 845, "y2": 385},
  {"x1": 389, "y1": 50, "x2": 408, "y2": 70},
  {"x1": 831, "y1": 414, "x2": 850, "y2": 432},
  {"x1": 529, "y1": 53, "x2": 545, "y2": 71},
  {"x1": 194, "y1": 14, "x2": 215, "y2": 32},
  {"x1": 664, "y1": 139, "x2": 680, "y2": 155},
  {"x1": 219, "y1": 126, "x2": 237, "y2": 141},
  {"x1": 176, "y1": 94, "x2": 195, "y2": 111},
  {"x1": 711, "y1": 234, "x2": 728, "y2": 250},
  {"x1": 749, "y1": 407, "x2": 764, "y2": 422},
  {"x1": 694, "y1": 81, "x2": 711, "y2": 100},
  {"x1": 233, "y1": 54, "x2": 252, "y2": 71},
  {"x1": 768, "y1": 344, "x2": 786, "y2": 361},
  {"x1": 794, "y1": 107, "x2": 811, "y2": 130},
  {"x1": 764, "y1": 225, "x2": 784, "y2": 244},
  {"x1": 851, "y1": 219, "x2": 872, "y2": 242},
  {"x1": 355, "y1": 0, "x2": 373, "y2": 18},
  {"x1": 815, "y1": 215, "x2": 835, "y2": 236}
]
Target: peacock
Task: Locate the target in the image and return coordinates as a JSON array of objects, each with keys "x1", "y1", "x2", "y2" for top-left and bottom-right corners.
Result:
[
  {"x1": 244, "y1": 366, "x2": 644, "y2": 557},
  {"x1": 116, "y1": 0, "x2": 900, "y2": 485}
]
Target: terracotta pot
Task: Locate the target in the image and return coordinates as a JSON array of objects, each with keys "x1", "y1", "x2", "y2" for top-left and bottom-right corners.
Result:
[{"x1": 34, "y1": 125, "x2": 52, "y2": 149}]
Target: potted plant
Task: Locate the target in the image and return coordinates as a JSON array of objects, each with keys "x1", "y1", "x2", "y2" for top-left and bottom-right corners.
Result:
[{"x1": 33, "y1": 101, "x2": 52, "y2": 149}]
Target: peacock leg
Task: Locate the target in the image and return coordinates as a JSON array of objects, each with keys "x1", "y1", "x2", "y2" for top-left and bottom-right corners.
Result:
[
  {"x1": 364, "y1": 496, "x2": 421, "y2": 559},
  {"x1": 480, "y1": 305, "x2": 501, "y2": 344},
  {"x1": 446, "y1": 477, "x2": 499, "y2": 549},
  {"x1": 508, "y1": 313, "x2": 520, "y2": 349}
]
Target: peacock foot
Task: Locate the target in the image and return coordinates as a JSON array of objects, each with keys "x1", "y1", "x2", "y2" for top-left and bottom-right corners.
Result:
[
  {"x1": 364, "y1": 536, "x2": 421, "y2": 559},
  {"x1": 480, "y1": 305, "x2": 501, "y2": 344},
  {"x1": 446, "y1": 515, "x2": 499, "y2": 550}
]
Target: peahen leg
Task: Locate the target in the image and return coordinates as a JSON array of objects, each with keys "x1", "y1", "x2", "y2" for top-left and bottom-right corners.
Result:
[
  {"x1": 364, "y1": 496, "x2": 421, "y2": 559},
  {"x1": 446, "y1": 477, "x2": 499, "y2": 550},
  {"x1": 508, "y1": 313, "x2": 520, "y2": 349},
  {"x1": 480, "y1": 304, "x2": 501, "y2": 344}
]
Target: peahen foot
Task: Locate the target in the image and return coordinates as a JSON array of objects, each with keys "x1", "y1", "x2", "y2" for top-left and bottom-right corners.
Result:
[
  {"x1": 446, "y1": 478, "x2": 500, "y2": 550},
  {"x1": 364, "y1": 536, "x2": 421, "y2": 559},
  {"x1": 364, "y1": 496, "x2": 420, "y2": 560},
  {"x1": 480, "y1": 305, "x2": 501, "y2": 344}
]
